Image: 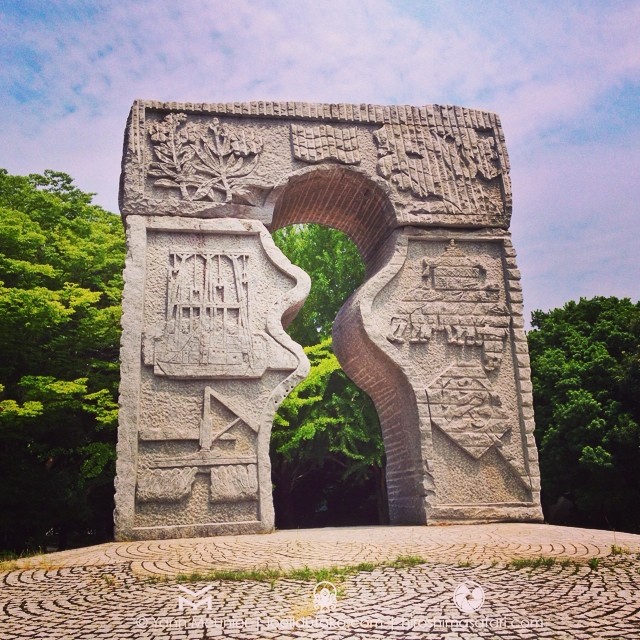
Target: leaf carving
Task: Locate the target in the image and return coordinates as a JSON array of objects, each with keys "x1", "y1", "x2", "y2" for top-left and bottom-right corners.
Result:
[
  {"x1": 146, "y1": 114, "x2": 266, "y2": 204},
  {"x1": 154, "y1": 178, "x2": 181, "y2": 188}
]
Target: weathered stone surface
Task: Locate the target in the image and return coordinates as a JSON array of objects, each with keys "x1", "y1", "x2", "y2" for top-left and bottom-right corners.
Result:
[
  {"x1": 120, "y1": 100, "x2": 512, "y2": 229},
  {"x1": 114, "y1": 217, "x2": 310, "y2": 539},
  {"x1": 334, "y1": 228, "x2": 541, "y2": 524},
  {"x1": 115, "y1": 101, "x2": 542, "y2": 540}
]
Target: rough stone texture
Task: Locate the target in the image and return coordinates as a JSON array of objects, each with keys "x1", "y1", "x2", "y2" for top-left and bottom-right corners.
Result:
[
  {"x1": 120, "y1": 101, "x2": 512, "y2": 227},
  {"x1": 116, "y1": 101, "x2": 542, "y2": 539},
  {"x1": 333, "y1": 228, "x2": 541, "y2": 525},
  {"x1": 115, "y1": 217, "x2": 309, "y2": 539},
  {"x1": 3, "y1": 524, "x2": 640, "y2": 639}
]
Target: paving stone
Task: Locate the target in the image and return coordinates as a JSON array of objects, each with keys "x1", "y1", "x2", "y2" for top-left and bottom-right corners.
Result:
[{"x1": 1, "y1": 524, "x2": 640, "y2": 638}]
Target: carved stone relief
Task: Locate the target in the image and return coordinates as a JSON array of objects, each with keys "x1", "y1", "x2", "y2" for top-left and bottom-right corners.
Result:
[
  {"x1": 386, "y1": 240, "x2": 510, "y2": 372},
  {"x1": 291, "y1": 124, "x2": 361, "y2": 165},
  {"x1": 334, "y1": 228, "x2": 542, "y2": 525},
  {"x1": 425, "y1": 362, "x2": 510, "y2": 460},
  {"x1": 147, "y1": 114, "x2": 268, "y2": 205},
  {"x1": 382, "y1": 239, "x2": 516, "y2": 470},
  {"x1": 135, "y1": 394, "x2": 260, "y2": 522},
  {"x1": 136, "y1": 467, "x2": 198, "y2": 503},
  {"x1": 142, "y1": 245, "x2": 298, "y2": 380},
  {"x1": 120, "y1": 101, "x2": 512, "y2": 227},
  {"x1": 116, "y1": 101, "x2": 543, "y2": 540},
  {"x1": 200, "y1": 385, "x2": 258, "y2": 451},
  {"x1": 373, "y1": 124, "x2": 504, "y2": 216},
  {"x1": 115, "y1": 217, "x2": 310, "y2": 539},
  {"x1": 210, "y1": 464, "x2": 258, "y2": 503}
]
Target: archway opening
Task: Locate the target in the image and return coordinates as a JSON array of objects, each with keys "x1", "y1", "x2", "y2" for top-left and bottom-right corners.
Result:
[
  {"x1": 269, "y1": 166, "x2": 396, "y2": 273},
  {"x1": 269, "y1": 223, "x2": 387, "y2": 528},
  {"x1": 268, "y1": 167, "x2": 398, "y2": 529}
]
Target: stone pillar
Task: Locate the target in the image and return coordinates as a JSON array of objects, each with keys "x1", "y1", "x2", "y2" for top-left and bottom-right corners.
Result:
[
  {"x1": 114, "y1": 217, "x2": 309, "y2": 540},
  {"x1": 334, "y1": 228, "x2": 542, "y2": 524}
]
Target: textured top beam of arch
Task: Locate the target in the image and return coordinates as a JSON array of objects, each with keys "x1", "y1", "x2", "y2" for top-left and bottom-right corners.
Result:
[{"x1": 120, "y1": 100, "x2": 512, "y2": 229}]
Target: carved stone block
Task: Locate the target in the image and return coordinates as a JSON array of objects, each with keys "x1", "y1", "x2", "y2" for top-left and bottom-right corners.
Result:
[
  {"x1": 291, "y1": 124, "x2": 361, "y2": 165},
  {"x1": 334, "y1": 228, "x2": 542, "y2": 524},
  {"x1": 114, "y1": 217, "x2": 309, "y2": 539},
  {"x1": 136, "y1": 467, "x2": 198, "y2": 503},
  {"x1": 116, "y1": 101, "x2": 542, "y2": 539},
  {"x1": 119, "y1": 101, "x2": 512, "y2": 229},
  {"x1": 210, "y1": 464, "x2": 258, "y2": 503}
]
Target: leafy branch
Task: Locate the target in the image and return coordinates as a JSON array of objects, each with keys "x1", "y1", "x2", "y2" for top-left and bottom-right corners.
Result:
[{"x1": 147, "y1": 114, "x2": 265, "y2": 204}]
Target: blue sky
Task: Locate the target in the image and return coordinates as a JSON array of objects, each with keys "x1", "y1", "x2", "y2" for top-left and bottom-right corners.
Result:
[{"x1": 1, "y1": 0, "x2": 638, "y2": 321}]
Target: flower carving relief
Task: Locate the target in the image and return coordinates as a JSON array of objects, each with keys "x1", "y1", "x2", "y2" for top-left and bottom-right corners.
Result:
[{"x1": 147, "y1": 114, "x2": 267, "y2": 205}]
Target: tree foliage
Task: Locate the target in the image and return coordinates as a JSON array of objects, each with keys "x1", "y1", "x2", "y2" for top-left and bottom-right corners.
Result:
[
  {"x1": 271, "y1": 339, "x2": 385, "y2": 526},
  {"x1": 528, "y1": 296, "x2": 640, "y2": 532},
  {"x1": 271, "y1": 225, "x2": 385, "y2": 527},
  {"x1": 272, "y1": 224, "x2": 365, "y2": 345},
  {"x1": 0, "y1": 169, "x2": 125, "y2": 552}
]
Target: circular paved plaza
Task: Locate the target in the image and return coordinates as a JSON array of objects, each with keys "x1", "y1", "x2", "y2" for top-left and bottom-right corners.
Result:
[{"x1": 2, "y1": 523, "x2": 640, "y2": 638}]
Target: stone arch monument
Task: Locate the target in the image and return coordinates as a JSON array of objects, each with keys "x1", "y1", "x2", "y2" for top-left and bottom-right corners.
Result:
[{"x1": 114, "y1": 101, "x2": 543, "y2": 540}]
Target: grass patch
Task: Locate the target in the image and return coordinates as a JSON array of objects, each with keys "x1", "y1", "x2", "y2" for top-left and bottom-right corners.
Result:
[
  {"x1": 0, "y1": 548, "x2": 45, "y2": 572},
  {"x1": 0, "y1": 557, "x2": 62, "y2": 572},
  {"x1": 176, "y1": 567, "x2": 283, "y2": 584},
  {"x1": 0, "y1": 560, "x2": 20, "y2": 572},
  {"x1": 610, "y1": 544, "x2": 630, "y2": 556},
  {"x1": 145, "y1": 575, "x2": 169, "y2": 585},
  {"x1": 172, "y1": 555, "x2": 427, "y2": 586},
  {"x1": 508, "y1": 556, "x2": 607, "y2": 572},
  {"x1": 389, "y1": 555, "x2": 426, "y2": 569},
  {"x1": 0, "y1": 548, "x2": 44, "y2": 562},
  {"x1": 509, "y1": 556, "x2": 558, "y2": 570}
]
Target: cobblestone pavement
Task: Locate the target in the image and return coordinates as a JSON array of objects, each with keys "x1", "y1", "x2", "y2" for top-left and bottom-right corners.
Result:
[{"x1": 2, "y1": 524, "x2": 640, "y2": 639}]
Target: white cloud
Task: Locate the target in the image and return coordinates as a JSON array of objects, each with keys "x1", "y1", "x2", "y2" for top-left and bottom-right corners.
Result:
[{"x1": 1, "y1": 0, "x2": 638, "y2": 320}]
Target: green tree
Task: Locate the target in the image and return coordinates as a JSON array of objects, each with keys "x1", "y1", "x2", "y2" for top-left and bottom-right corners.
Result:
[
  {"x1": 271, "y1": 225, "x2": 386, "y2": 527},
  {"x1": 0, "y1": 169, "x2": 125, "y2": 552},
  {"x1": 528, "y1": 296, "x2": 640, "y2": 532},
  {"x1": 271, "y1": 339, "x2": 385, "y2": 527},
  {"x1": 272, "y1": 224, "x2": 366, "y2": 345}
]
